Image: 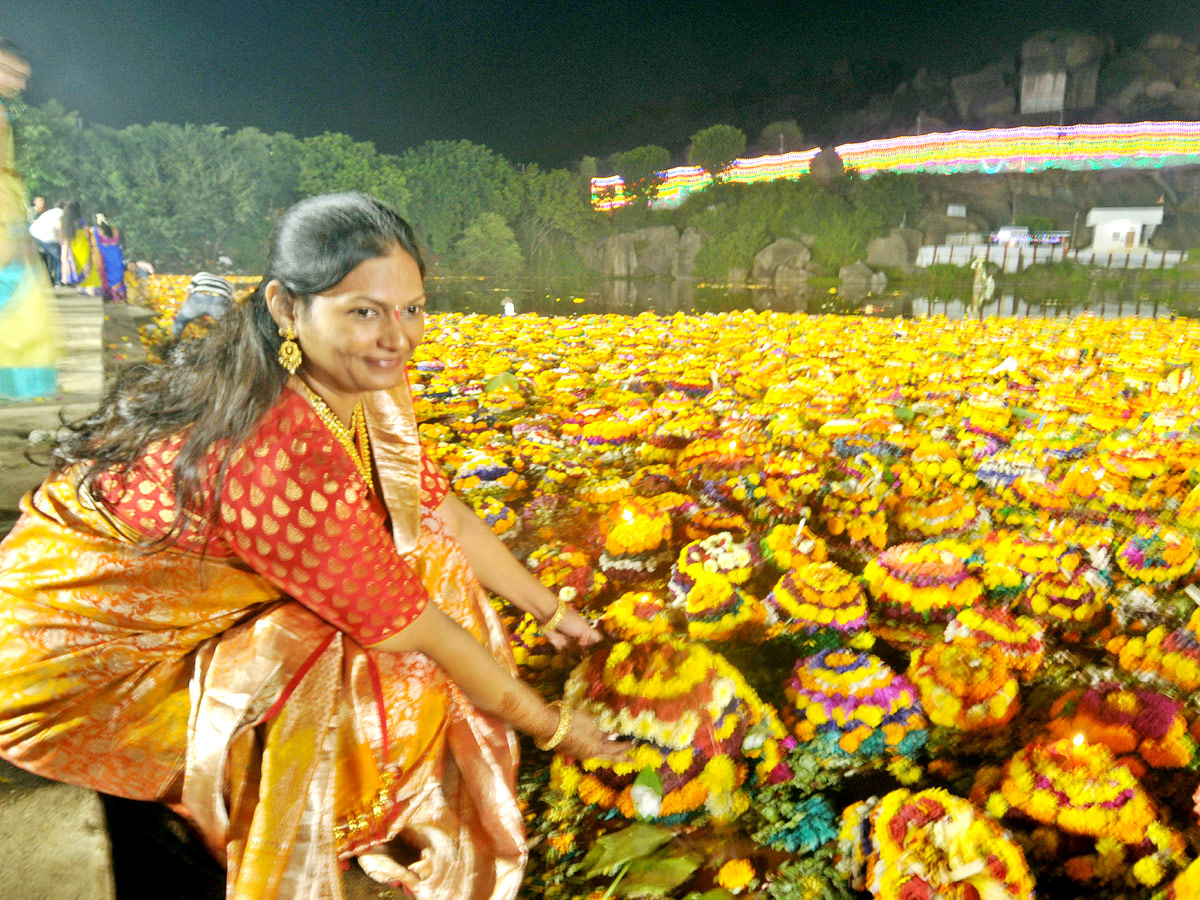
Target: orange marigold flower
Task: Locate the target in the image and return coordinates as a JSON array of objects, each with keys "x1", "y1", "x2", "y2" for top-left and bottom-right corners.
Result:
[{"x1": 716, "y1": 858, "x2": 756, "y2": 894}]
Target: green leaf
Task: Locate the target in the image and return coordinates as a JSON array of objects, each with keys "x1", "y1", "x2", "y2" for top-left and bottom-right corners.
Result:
[
  {"x1": 580, "y1": 823, "x2": 677, "y2": 878},
  {"x1": 483, "y1": 372, "x2": 520, "y2": 392},
  {"x1": 615, "y1": 851, "x2": 702, "y2": 898},
  {"x1": 893, "y1": 406, "x2": 914, "y2": 422},
  {"x1": 683, "y1": 891, "x2": 737, "y2": 900}
]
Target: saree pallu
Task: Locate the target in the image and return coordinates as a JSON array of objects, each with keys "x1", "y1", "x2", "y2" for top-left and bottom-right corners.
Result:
[
  {"x1": 0, "y1": 476, "x2": 525, "y2": 900},
  {"x1": 60, "y1": 225, "x2": 91, "y2": 287}
]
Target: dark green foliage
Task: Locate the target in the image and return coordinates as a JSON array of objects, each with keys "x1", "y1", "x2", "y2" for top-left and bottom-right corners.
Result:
[
  {"x1": 612, "y1": 144, "x2": 672, "y2": 203},
  {"x1": 687, "y1": 125, "x2": 747, "y2": 181}
]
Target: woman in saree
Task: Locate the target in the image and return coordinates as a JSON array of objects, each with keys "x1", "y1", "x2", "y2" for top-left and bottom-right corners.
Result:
[
  {"x1": 80, "y1": 213, "x2": 127, "y2": 301},
  {"x1": 58, "y1": 198, "x2": 91, "y2": 287},
  {"x1": 0, "y1": 191, "x2": 627, "y2": 899},
  {"x1": 0, "y1": 39, "x2": 57, "y2": 398}
]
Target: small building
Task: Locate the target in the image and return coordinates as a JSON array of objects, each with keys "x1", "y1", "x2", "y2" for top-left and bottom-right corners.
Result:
[{"x1": 1085, "y1": 207, "x2": 1163, "y2": 252}]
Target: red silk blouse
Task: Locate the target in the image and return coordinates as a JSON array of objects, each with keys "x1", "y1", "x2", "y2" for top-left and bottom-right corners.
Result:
[{"x1": 94, "y1": 388, "x2": 449, "y2": 644}]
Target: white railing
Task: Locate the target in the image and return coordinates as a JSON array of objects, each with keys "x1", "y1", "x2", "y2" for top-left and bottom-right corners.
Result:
[{"x1": 915, "y1": 244, "x2": 1188, "y2": 273}]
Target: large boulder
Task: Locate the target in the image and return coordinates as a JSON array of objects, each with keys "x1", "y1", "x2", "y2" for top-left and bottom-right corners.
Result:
[
  {"x1": 951, "y1": 62, "x2": 1016, "y2": 120},
  {"x1": 592, "y1": 226, "x2": 702, "y2": 279},
  {"x1": 630, "y1": 225, "x2": 681, "y2": 279},
  {"x1": 866, "y1": 227, "x2": 921, "y2": 268},
  {"x1": 1020, "y1": 31, "x2": 1105, "y2": 111},
  {"x1": 751, "y1": 238, "x2": 813, "y2": 289},
  {"x1": 675, "y1": 227, "x2": 703, "y2": 278},
  {"x1": 839, "y1": 261, "x2": 887, "y2": 296}
]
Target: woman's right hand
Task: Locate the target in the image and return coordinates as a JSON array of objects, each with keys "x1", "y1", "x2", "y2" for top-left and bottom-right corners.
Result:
[{"x1": 558, "y1": 709, "x2": 634, "y2": 764}]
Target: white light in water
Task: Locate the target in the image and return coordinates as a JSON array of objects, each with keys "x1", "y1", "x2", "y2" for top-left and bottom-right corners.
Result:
[
  {"x1": 622, "y1": 509, "x2": 634, "y2": 523},
  {"x1": 1073, "y1": 733, "x2": 1084, "y2": 747},
  {"x1": 728, "y1": 441, "x2": 737, "y2": 453}
]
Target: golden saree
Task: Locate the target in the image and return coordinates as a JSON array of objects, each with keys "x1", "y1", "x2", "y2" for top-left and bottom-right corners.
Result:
[{"x1": 0, "y1": 384, "x2": 526, "y2": 900}]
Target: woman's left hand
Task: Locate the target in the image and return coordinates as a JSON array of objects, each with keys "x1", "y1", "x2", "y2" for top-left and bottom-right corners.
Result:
[{"x1": 545, "y1": 606, "x2": 603, "y2": 652}]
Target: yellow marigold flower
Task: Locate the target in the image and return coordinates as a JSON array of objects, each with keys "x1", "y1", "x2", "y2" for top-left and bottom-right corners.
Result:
[{"x1": 716, "y1": 858, "x2": 756, "y2": 894}]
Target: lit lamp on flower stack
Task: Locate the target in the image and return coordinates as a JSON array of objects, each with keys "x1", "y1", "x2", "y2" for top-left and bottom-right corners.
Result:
[
  {"x1": 551, "y1": 634, "x2": 785, "y2": 824},
  {"x1": 781, "y1": 649, "x2": 927, "y2": 773},
  {"x1": 595, "y1": 499, "x2": 674, "y2": 585},
  {"x1": 674, "y1": 437, "x2": 760, "y2": 540},
  {"x1": 838, "y1": 787, "x2": 1035, "y2": 900},
  {"x1": 1045, "y1": 683, "x2": 1196, "y2": 774},
  {"x1": 975, "y1": 736, "x2": 1188, "y2": 889}
]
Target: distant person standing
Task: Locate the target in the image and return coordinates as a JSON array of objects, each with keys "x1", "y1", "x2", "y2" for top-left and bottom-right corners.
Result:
[
  {"x1": 82, "y1": 214, "x2": 127, "y2": 302},
  {"x1": 59, "y1": 198, "x2": 92, "y2": 287},
  {"x1": 28, "y1": 198, "x2": 63, "y2": 284},
  {"x1": 0, "y1": 39, "x2": 57, "y2": 398},
  {"x1": 26, "y1": 193, "x2": 43, "y2": 223},
  {"x1": 171, "y1": 271, "x2": 234, "y2": 339}
]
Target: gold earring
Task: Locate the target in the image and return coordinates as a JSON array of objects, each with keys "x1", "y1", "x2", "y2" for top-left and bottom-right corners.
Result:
[{"x1": 278, "y1": 326, "x2": 302, "y2": 374}]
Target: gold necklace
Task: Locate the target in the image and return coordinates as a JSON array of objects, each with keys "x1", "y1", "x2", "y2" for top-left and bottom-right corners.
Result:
[{"x1": 298, "y1": 381, "x2": 375, "y2": 492}]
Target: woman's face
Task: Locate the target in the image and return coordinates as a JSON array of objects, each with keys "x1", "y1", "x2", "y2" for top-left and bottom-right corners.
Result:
[{"x1": 291, "y1": 244, "x2": 426, "y2": 413}]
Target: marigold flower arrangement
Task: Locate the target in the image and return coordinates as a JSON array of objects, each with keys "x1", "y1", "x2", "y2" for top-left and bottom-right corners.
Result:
[
  {"x1": 760, "y1": 522, "x2": 827, "y2": 571},
  {"x1": 553, "y1": 634, "x2": 785, "y2": 824},
  {"x1": 863, "y1": 542, "x2": 983, "y2": 624},
  {"x1": 894, "y1": 488, "x2": 986, "y2": 541},
  {"x1": 526, "y1": 542, "x2": 609, "y2": 611},
  {"x1": 450, "y1": 449, "x2": 524, "y2": 500},
  {"x1": 977, "y1": 738, "x2": 1187, "y2": 885},
  {"x1": 1114, "y1": 529, "x2": 1198, "y2": 587},
  {"x1": 1107, "y1": 608, "x2": 1200, "y2": 693},
  {"x1": 909, "y1": 643, "x2": 1021, "y2": 731},
  {"x1": 1046, "y1": 683, "x2": 1196, "y2": 771},
  {"x1": 765, "y1": 563, "x2": 869, "y2": 639},
  {"x1": 944, "y1": 607, "x2": 1045, "y2": 682},
  {"x1": 666, "y1": 565, "x2": 767, "y2": 643},
  {"x1": 673, "y1": 531, "x2": 757, "y2": 584},
  {"x1": 599, "y1": 591, "x2": 674, "y2": 641},
  {"x1": 468, "y1": 496, "x2": 520, "y2": 542},
  {"x1": 837, "y1": 787, "x2": 1035, "y2": 900},
  {"x1": 782, "y1": 649, "x2": 927, "y2": 761}
]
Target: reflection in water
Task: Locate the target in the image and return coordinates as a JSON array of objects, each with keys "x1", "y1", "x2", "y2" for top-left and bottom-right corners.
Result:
[{"x1": 425, "y1": 275, "x2": 1200, "y2": 319}]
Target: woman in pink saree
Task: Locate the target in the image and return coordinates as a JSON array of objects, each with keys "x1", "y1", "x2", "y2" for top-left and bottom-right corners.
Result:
[{"x1": 0, "y1": 192, "x2": 627, "y2": 899}]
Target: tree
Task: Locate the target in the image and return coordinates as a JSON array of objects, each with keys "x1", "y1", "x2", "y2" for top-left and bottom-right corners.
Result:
[
  {"x1": 513, "y1": 165, "x2": 598, "y2": 273},
  {"x1": 297, "y1": 132, "x2": 409, "y2": 214},
  {"x1": 10, "y1": 99, "x2": 87, "y2": 201},
  {"x1": 687, "y1": 125, "x2": 747, "y2": 182},
  {"x1": 758, "y1": 120, "x2": 806, "y2": 154},
  {"x1": 453, "y1": 212, "x2": 523, "y2": 277},
  {"x1": 610, "y1": 144, "x2": 671, "y2": 203},
  {"x1": 398, "y1": 140, "x2": 520, "y2": 256}
]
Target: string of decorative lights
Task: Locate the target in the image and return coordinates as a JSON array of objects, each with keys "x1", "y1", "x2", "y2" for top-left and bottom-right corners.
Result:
[{"x1": 589, "y1": 121, "x2": 1200, "y2": 210}]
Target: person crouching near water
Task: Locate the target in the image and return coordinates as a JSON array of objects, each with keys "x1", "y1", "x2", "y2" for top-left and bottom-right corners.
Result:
[{"x1": 0, "y1": 191, "x2": 630, "y2": 899}]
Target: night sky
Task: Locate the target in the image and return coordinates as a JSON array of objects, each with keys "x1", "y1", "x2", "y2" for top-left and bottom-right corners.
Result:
[{"x1": 3, "y1": 1, "x2": 1198, "y2": 167}]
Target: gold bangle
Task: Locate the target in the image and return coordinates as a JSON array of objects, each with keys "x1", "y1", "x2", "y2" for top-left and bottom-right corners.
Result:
[
  {"x1": 535, "y1": 700, "x2": 573, "y2": 752},
  {"x1": 539, "y1": 596, "x2": 568, "y2": 634}
]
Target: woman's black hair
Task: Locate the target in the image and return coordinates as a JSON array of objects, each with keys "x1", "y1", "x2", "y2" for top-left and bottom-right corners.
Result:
[
  {"x1": 0, "y1": 39, "x2": 29, "y2": 66},
  {"x1": 53, "y1": 191, "x2": 425, "y2": 546}
]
